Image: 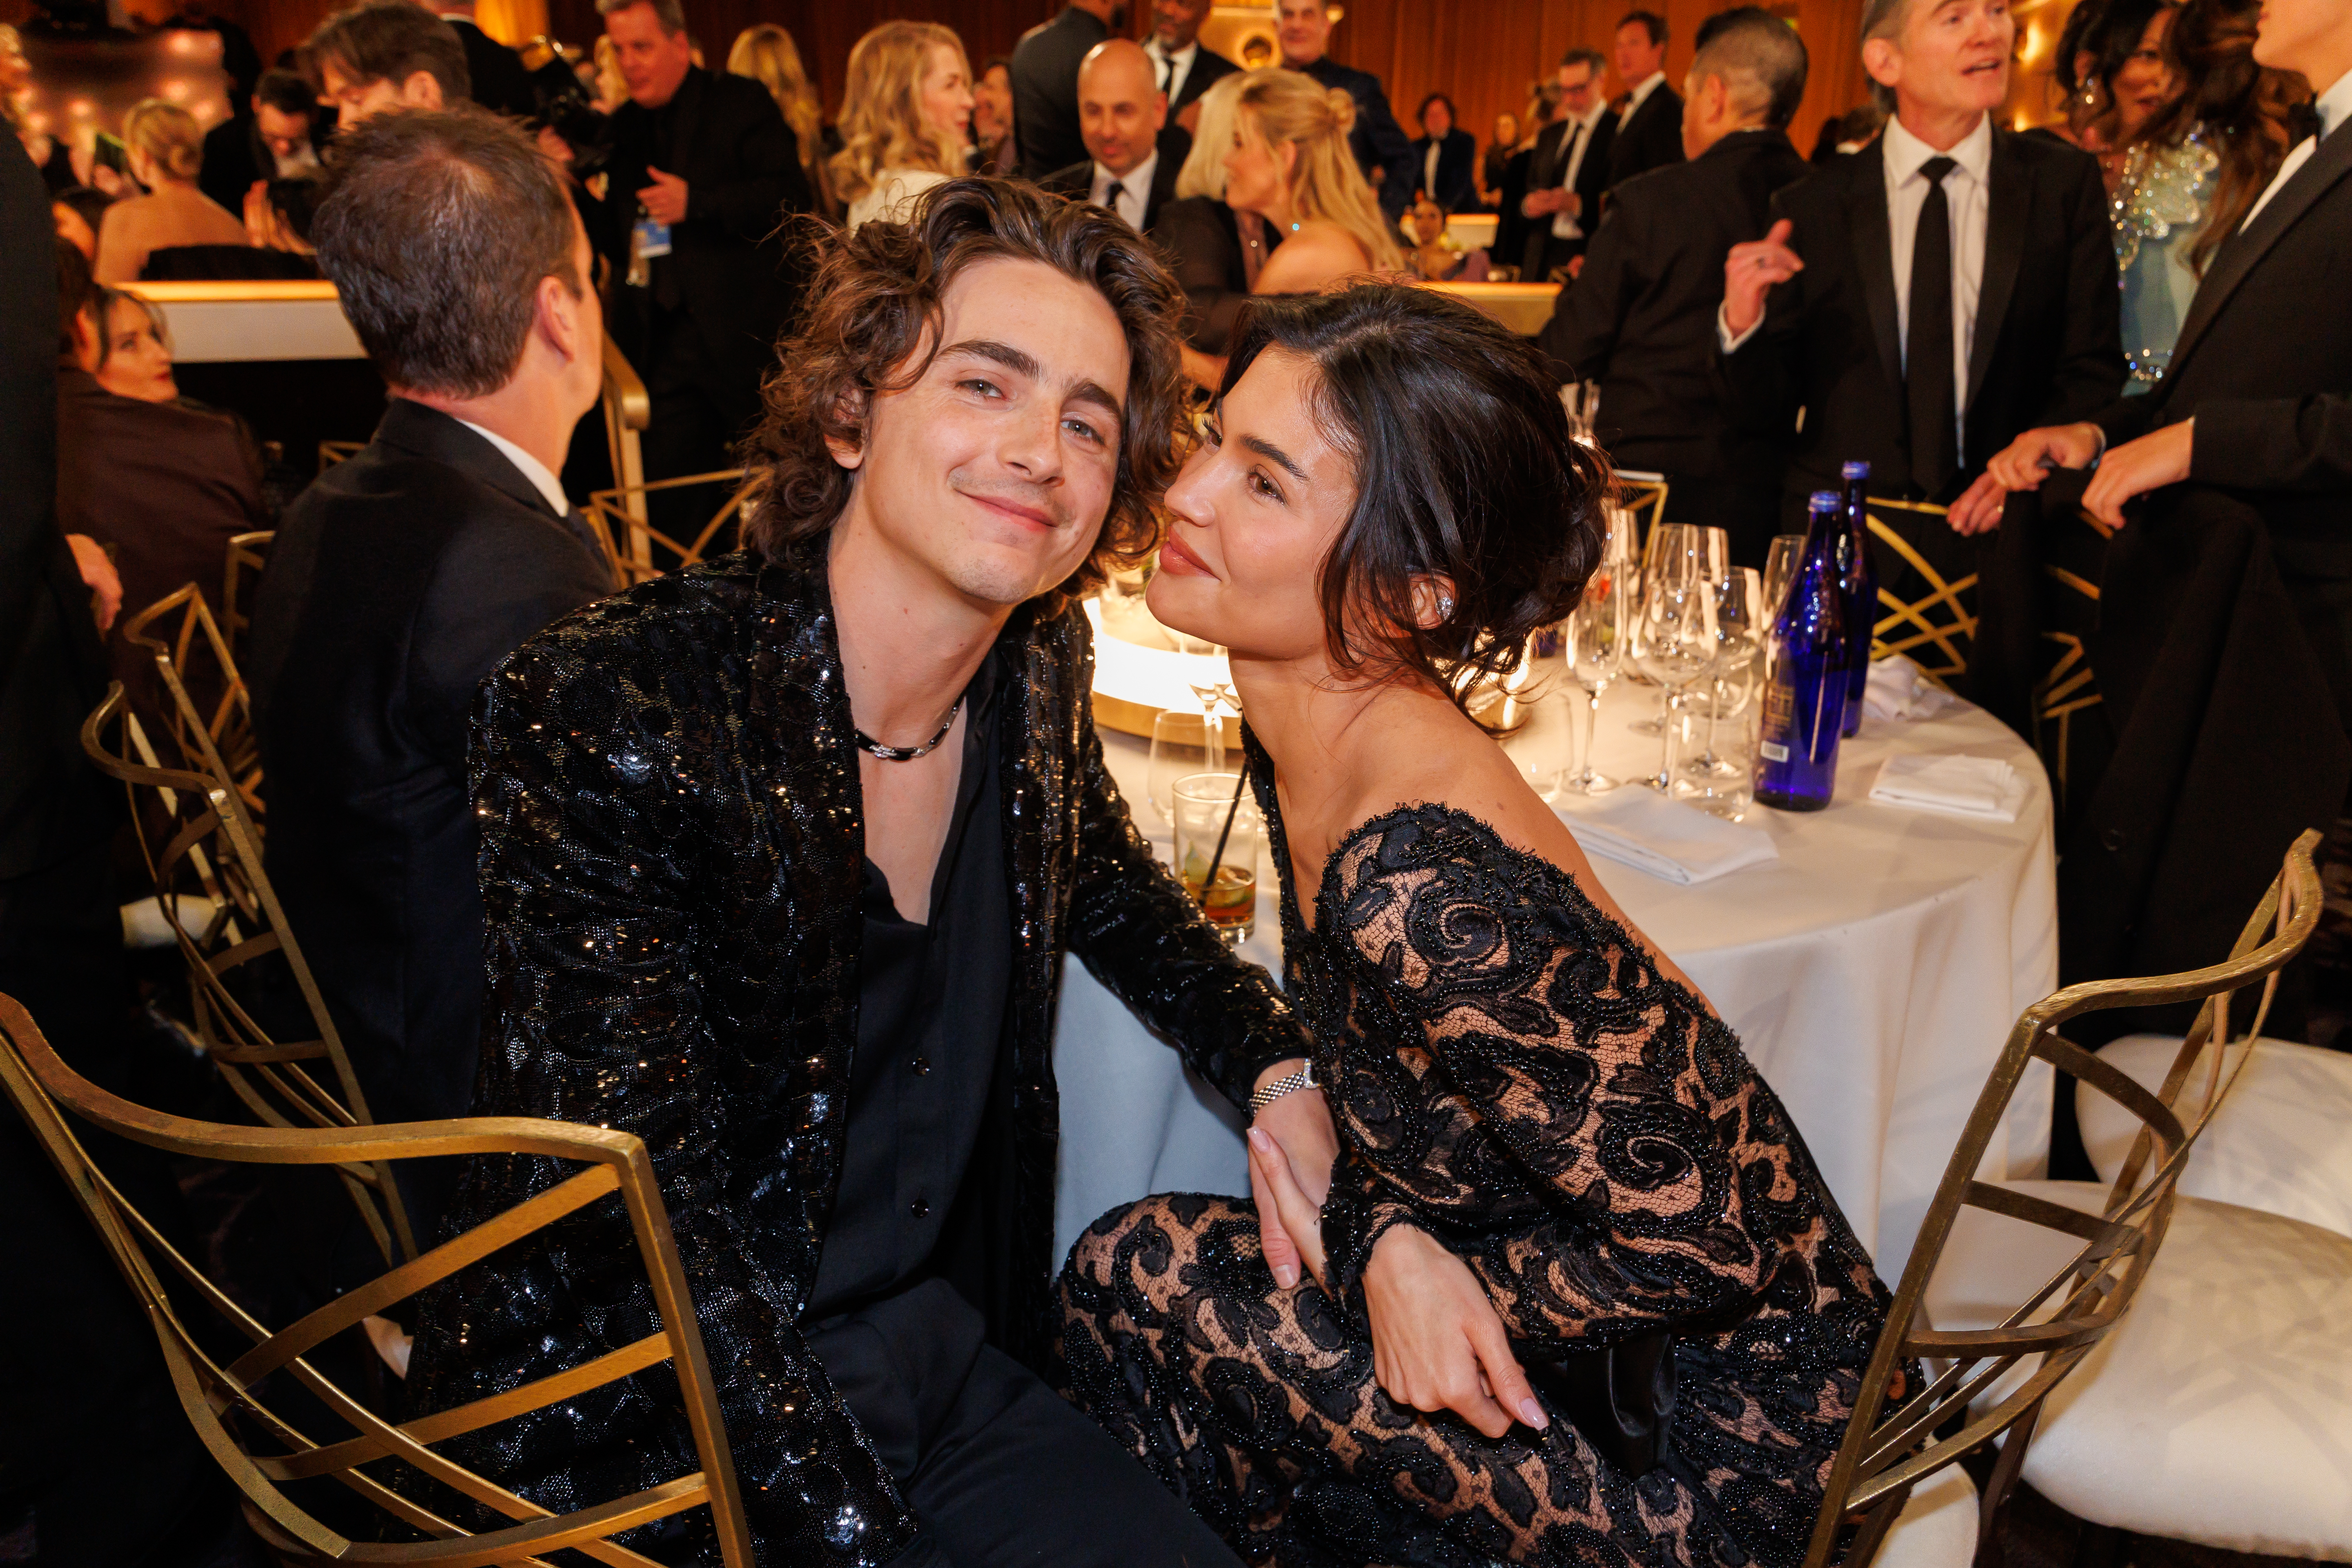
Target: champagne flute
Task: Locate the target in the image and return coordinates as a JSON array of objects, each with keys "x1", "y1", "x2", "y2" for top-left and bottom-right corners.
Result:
[
  {"x1": 1686, "y1": 567, "x2": 1763, "y2": 779},
  {"x1": 1558, "y1": 559, "x2": 1625, "y2": 795},
  {"x1": 1635, "y1": 573, "x2": 1716, "y2": 790}
]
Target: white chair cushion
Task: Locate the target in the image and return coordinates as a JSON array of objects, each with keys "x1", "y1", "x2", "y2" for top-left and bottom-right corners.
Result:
[
  {"x1": 2076, "y1": 1034, "x2": 2352, "y2": 1239},
  {"x1": 1928, "y1": 1179, "x2": 2352, "y2": 1558},
  {"x1": 1869, "y1": 1465, "x2": 1978, "y2": 1568}
]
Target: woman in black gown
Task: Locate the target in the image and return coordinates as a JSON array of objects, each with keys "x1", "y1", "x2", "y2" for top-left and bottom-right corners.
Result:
[{"x1": 1054, "y1": 284, "x2": 1899, "y2": 1568}]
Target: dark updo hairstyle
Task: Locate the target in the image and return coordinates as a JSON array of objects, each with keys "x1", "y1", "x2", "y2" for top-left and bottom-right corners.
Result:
[{"x1": 1218, "y1": 283, "x2": 1608, "y2": 726}]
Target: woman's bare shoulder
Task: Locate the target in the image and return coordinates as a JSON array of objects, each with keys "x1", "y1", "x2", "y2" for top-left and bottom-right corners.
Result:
[{"x1": 1253, "y1": 221, "x2": 1375, "y2": 294}]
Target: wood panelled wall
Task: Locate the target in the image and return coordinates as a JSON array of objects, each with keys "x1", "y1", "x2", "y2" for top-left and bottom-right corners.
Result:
[{"x1": 0, "y1": 0, "x2": 1884, "y2": 170}]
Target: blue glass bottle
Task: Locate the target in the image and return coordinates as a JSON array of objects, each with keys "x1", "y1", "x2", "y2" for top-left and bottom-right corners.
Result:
[
  {"x1": 1754, "y1": 492, "x2": 1847, "y2": 812},
  {"x1": 1837, "y1": 459, "x2": 1877, "y2": 737}
]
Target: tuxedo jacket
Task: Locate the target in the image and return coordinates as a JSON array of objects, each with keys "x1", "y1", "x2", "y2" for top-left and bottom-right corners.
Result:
[
  {"x1": 1608, "y1": 82, "x2": 1685, "y2": 189},
  {"x1": 1165, "y1": 44, "x2": 1238, "y2": 117},
  {"x1": 2093, "y1": 120, "x2": 2352, "y2": 720},
  {"x1": 583, "y1": 67, "x2": 811, "y2": 427},
  {"x1": 1722, "y1": 129, "x2": 2124, "y2": 510},
  {"x1": 1517, "y1": 113, "x2": 1613, "y2": 279},
  {"x1": 450, "y1": 18, "x2": 538, "y2": 120},
  {"x1": 1040, "y1": 129, "x2": 1187, "y2": 234},
  {"x1": 1012, "y1": 5, "x2": 1109, "y2": 181},
  {"x1": 246, "y1": 401, "x2": 610, "y2": 1202},
  {"x1": 1542, "y1": 129, "x2": 1810, "y2": 485},
  {"x1": 1411, "y1": 127, "x2": 1479, "y2": 212}
]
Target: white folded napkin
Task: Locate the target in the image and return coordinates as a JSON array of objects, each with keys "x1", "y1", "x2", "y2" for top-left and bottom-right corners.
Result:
[
  {"x1": 1862, "y1": 654, "x2": 1959, "y2": 720},
  {"x1": 1868, "y1": 753, "x2": 2026, "y2": 821},
  {"x1": 1553, "y1": 787, "x2": 1780, "y2": 885}
]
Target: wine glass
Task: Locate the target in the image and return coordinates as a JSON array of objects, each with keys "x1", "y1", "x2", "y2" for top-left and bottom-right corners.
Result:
[
  {"x1": 1635, "y1": 572, "x2": 1716, "y2": 790},
  {"x1": 1763, "y1": 533, "x2": 1806, "y2": 623},
  {"x1": 1167, "y1": 628, "x2": 1236, "y2": 774},
  {"x1": 1684, "y1": 567, "x2": 1763, "y2": 780},
  {"x1": 1557, "y1": 557, "x2": 1625, "y2": 795},
  {"x1": 1625, "y1": 524, "x2": 1728, "y2": 736}
]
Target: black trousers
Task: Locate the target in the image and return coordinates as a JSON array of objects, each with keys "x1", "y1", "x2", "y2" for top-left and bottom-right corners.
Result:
[
  {"x1": 641, "y1": 306, "x2": 754, "y2": 550},
  {"x1": 808, "y1": 1279, "x2": 1242, "y2": 1568}
]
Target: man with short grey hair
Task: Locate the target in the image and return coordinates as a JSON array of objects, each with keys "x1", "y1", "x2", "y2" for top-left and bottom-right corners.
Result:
[
  {"x1": 1518, "y1": 47, "x2": 1610, "y2": 283},
  {"x1": 246, "y1": 107, "x2": 612, "y2": 1232},
  {"x1": 1040, "y1": 38, "x2": 1183, "y2": 234},
  {"x1": 1717, "y1": 0, "x2": 2122, "y2": 524},
  {"x1": 1539, "y1": 7, "x2": 1813, "y2": 564}
]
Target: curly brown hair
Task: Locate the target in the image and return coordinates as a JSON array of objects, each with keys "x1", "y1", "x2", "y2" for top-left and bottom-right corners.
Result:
[{"x1": 740, "y1": 178, "x2": 1188, "y2": 611}]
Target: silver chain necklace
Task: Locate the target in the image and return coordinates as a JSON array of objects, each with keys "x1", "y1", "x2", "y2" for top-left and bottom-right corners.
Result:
[{"x1": 854, "y1": 699, "x2": 961, "y2": 762}]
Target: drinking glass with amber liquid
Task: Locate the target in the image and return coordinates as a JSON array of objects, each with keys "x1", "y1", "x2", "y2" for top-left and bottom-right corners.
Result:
[{"x1": 1172, "y1": 771, "x2": 1259, "y2": 946}]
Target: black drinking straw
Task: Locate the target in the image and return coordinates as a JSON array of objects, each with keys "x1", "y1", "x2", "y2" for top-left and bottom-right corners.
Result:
[{"x1": 1198, "y1": 753, "x2": 1252, "y2": 909}]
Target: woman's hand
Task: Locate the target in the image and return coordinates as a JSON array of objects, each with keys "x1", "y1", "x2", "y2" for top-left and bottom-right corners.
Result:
[
  {"x1": 1247, "y1": 1062, "x2": 1338, "y2": 1290},
  {"x1": 65, "y1": 534, "x2": 121, "y2": 633},
  {"x1": 1362, "y1": 1223, "x2": 1547, "y2": 1441}
]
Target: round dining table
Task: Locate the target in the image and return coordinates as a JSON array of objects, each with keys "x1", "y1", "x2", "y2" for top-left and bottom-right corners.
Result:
[{"x1": 1051, "y1": 674, "x2": 2058, "y2": 1281}]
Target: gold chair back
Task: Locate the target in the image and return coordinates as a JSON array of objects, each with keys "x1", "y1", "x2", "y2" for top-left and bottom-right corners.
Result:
[
  {"x1": 80, "y1": 682, "x2": 417, "y2": 1264},
  {"x1": 223, "y1": 530, "x2": 274, "y2": 657},
  {"x1": 318, "y1": 440, "x2": 368, "y2": 469},
  {"x1": 1864, "y1": 497, "x2": 1975, "y2": 685},
  {"x1": 119, "y1": 583, "x2": 263, "y2": 822},
  {"x1": 1613, "y1": 471, "x2": 1670, "y2": 547},
  {"x1": 0, "y1": 994, "x2": 755, "y2": 1567},
  {"x1": 1804, "y1": 828, "x2": 2322, "y2": 1568},
  {"x1": 586, "y1": 468, "x2": 750, "y2": 589}
]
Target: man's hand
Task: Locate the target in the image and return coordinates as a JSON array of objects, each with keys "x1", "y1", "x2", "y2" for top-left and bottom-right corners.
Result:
[
  {"x1": 1522, "y1": 187, "x2": 1566, "y2": 218},
  {"x1": 65, "y1": 534, "x2": 121, "y2": 633},
  {"x1": 1361, "y1": 1224, "x2": 1547, "y2": 1441},
  {"x1": 1947, "y1": 421, "x2": 2107, "y2": 536},
  {"x1": 1722, "y1": 218, "x2": 1802, "y2": 337},
  {"x1": 637, "y1": 165, "x2": 689, "y2": 227},
  {"x1": 536, "y1": 124, "x2": 577, "y2": 170},
  {"x1": 2082, "y1": 418, "x2": 2192, "y2": 528},
  {"x1": 1246, "y1": 1060, "x2": 1337, "y2": 1290}
]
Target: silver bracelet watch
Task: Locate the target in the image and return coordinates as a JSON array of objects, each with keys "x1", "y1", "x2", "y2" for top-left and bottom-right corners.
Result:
[{"x1": 1247, "y1": 1060, "x2": 1317, "y2": 1117}]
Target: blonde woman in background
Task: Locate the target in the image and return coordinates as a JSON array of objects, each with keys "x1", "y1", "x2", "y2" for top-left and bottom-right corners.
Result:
[
  {"x1": 589, "y1": 35, "x2": 628, "y2": 112},
  {"x1": 1156, "y1": 70, "x2": 1270, "y2": 385},
  {"x1": 831, "y1": 20, "x2": 973, "y2": 231},
  {"x1": 94, "y1": 99, "x2": 246, "y2": 282},
  {"x1": 728, "y1": 23, "x2": 837, "y2": 218},
  {"x1": 1223, "y1": 68, "x2": 1402, "y2": 295}
]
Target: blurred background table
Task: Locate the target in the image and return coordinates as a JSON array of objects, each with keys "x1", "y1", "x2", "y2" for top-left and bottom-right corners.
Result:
[{"x1": 1051, "y1": 673, "x2": 2057, "y2": 1280}]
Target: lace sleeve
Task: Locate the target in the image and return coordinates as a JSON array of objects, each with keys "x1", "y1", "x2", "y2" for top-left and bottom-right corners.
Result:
[{"x1": 1322, "y1": 816, "x2": 1804, "y2": 1345}]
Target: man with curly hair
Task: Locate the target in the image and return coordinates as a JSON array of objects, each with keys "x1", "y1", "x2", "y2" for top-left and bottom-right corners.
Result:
[{"x1": 408, "y1": 178, "x2": 1327, "y2": 1567}]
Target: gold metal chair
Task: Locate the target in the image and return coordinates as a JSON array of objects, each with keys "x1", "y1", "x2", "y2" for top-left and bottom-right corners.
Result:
[
  {"x1": 585, "y1": 468, "x2": 749, "y2": 589},
  {"x1": 1612, "y1": 470, "x2": 1670, "y2": 544},
  {"x1": 318, "y1": 440, "x2": 368, "y2": 469},
  {"x1": 119, "y1": 583, "x2": 263, "y2": 821},
  {"x1": 81, "y1": 681, "x2": 417, "y2": 1265},
  {"x1": 0, "y1": 993, "x2": 755, "y2": 1567},
  {"x1": 601, "y1": 334, "x2": 650, "y2": 511},
  {"x1": 1865, "y1": 497, "x2": 1975, "y2": 686},
  {"x1": 223, "y1": 529, "x2": 274, "y2": 657},
  {"x1": 1801, "y1": 828, "x2": 2322, "y2": 1568}
]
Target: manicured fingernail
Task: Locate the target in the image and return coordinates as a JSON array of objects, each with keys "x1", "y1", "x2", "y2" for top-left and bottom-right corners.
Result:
[
  {"x1": 1275, "y1": 1264, "x2": 1298, "y2": 1288},
  {"x1": 1248, "y1": 1127, "x2": 1272, "y2": 1152},
  {"x1": 1519, "y1": 1398, "x2": 1548, "y2": 1430}
]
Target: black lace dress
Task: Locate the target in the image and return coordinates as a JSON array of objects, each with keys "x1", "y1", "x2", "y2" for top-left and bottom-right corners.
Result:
[{"x1": 1054, "y1": 785, "x2": 1896, "y2": 1568}]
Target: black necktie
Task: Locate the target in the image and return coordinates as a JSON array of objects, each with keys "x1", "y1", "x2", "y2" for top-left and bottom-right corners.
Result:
[
  {"x1": 1159, "y1": 55, "x2": 1173, "y2": 93},
  {"x1": 1102, "y1": 180, "x2": 1127, "y2": 220},
  {"x1": 1907, "y1": 155, "x2": 1959, "y2": 499}
]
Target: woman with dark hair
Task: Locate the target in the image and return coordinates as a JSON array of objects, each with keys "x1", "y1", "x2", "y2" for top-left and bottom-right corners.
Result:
[
  {"x1": 1410, "y1": 90, "x2": 1479, "y2": 212},
  {"x1": 2105, "y1": 0, "x2": 2300, "y2": 390},
  {"x1": 2053, "y1": 0, "x2": 2182, "y2": 184},
  {"x1": 1056, "y1": 284, "x2": 1898, "y2": 1568}
]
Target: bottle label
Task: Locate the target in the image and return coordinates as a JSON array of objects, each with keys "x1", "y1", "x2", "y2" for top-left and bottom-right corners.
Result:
[{"x1": 1759, "y1": 740, "x2": 1790, "y2": 762}]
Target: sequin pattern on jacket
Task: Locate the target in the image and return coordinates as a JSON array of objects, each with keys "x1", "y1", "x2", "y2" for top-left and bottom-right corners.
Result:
[{"x1": 405, "y1": 550, "x2": 1305, "y2": 1566}]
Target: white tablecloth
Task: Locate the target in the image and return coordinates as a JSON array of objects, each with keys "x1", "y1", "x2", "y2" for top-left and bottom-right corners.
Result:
[{"x1": 1051, "y1": 678, "x2": 2057, "y2": 1278}]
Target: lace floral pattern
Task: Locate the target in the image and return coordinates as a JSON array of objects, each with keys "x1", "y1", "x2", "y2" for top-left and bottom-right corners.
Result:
[{"x1": 1056, "y1": 795, "x2": 1895, "y2": 1568}]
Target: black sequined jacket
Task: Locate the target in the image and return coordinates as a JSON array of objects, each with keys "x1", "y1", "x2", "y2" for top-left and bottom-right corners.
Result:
[{"x1": 406, "y1": 549, "x2": 1304, "y2": 1566}]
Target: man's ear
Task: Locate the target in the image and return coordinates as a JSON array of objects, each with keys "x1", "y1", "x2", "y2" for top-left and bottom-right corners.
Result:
[
  {"x1": 69, "y1": 307, "x2": 98, "y2": 370},
  {"x1": 401, "y1": 69, "x2": 444, "y2": 110},
  {"x1": 822, "y1": 388, "x2": 869, "y2": 471},
  {"x1": 1862, "y1": 36, "x2": 1902, "y2": 91},
  {"x1": 536, "y1": 272, "x2": 581, "y2": 365}
]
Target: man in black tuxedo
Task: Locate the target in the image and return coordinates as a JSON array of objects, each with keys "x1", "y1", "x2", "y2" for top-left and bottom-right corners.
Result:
[
  {"x1": 570, "y1": 0, "x2": 809, "y2": 510},
  {"x1": 1276, "y1": 0, "x2": 1417, "y2": 219},
  {"x1": 1042, "y1": 40, "x2": 1185, "y2": 235},
  {"x1": 198, "y1": 69, "x2": 319, "y2": 214},
  {"x1": 1718, "y1": 0, "x2": 2123, "y2": 523},
  {"x1": 1013, "y1": 0, "x2": 1123, "y2": 181},
  {"x1": 1410, "y1": 92, "x2": 1479, "y2": 212},
  {"x1": 429, "y1": 2, "x2": 539, "y2": 120},
  {"x1": 1143, "y1": 0, "x2": 1236, "y2": 132},
  {"x1": 1541, "y1": 8, "x2": 1811, "y2": 566},
  {"x1": 1519, "y1": 48, "x2": 1610, "y2": 282},
  {"x1": 247, "y1": 110, "x2": 611, "y2": 1231},
  {"x1": 1607, "y1": 11, "x2": 1686, "y2": 189}
]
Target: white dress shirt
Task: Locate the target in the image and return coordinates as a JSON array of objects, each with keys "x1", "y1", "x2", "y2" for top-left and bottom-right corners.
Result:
[
  {"x1": 1424, "y1": 139, "x2": 1442, "y2": 200},
  {"x1": 455, "y1": 417, "x2": 570, "y2": 518},
  {"x1": 1552, "y1": 102, "x2": 1608, "y2": 240},
  {"x1": 2241, "y1": 69, "x2": 2352, "y2": 232},
  {"x1": 1091, "y1": 149, "x2": 1158, "y2": 231},
  {"x1": 1883, "y1": 112, "x2": 1993, "y2": 450},
  {"x1": 1143, "y1": 37, "x2": 1199, "y2": 107}
]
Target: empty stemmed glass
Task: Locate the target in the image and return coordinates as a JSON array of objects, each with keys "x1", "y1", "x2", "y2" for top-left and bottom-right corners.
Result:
[
  {"x1": 1626, "y1": 523, "x2": 1729, "y2": 738},
  {"x1": 1557, "y1": 550, "x2": 1628, "y2": 795},
  {"x1": 1635, "y1": 569, "x2": 1717, "y2": 790},
  {"x1": 1168, "y1": 629, "x2": 1237, "y2": 773},
  {"x1": 1683, "y1": 566, "x2": 1764, "y2": 779}
]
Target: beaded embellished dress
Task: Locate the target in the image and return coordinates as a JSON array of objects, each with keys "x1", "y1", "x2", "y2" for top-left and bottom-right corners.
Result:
[
  {"x1": 1056, "y1": 774, "x2": 1896, "y2": 1568},
  {"x1": 2111, "y1": 128, "x2": 2220, "y2": 394}
]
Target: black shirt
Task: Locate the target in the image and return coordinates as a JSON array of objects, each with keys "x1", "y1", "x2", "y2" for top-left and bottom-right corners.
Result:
[{"x1": 806, "y1": 650, "x2": 1013, "y2": 1318}]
